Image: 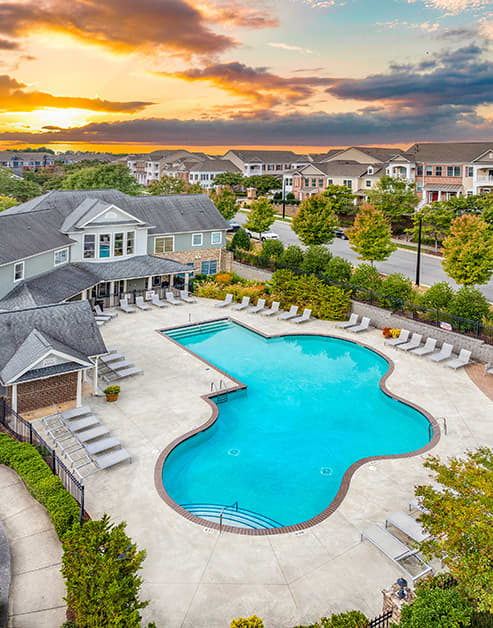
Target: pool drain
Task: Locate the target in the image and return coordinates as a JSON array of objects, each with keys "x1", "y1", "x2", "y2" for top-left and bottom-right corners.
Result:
[
  {"x1": 320, "y1": 467, "x2": 333, "y2": 476},
  {"x1": 228, "y1": 449, "x2": 240, "y2": 456}
]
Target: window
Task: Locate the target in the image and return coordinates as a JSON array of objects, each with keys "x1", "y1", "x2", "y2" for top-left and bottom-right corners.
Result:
[
  {"x1": 304, "y1": 178, "x2": 309, "y2": 187},
  {"x1": 99, "y1": 234, "x2": 111, "y2": 258},
  {"x1": 83, "y1": 235, "x2": 96, "y2": 259},
  {"x1": 126, "y1": 232, "x2": 135, "y2": 255},
  {"x1": 152, "y1": 275, "x2": 162, "y2": 287},
  {"x1": 417, "y1": 165, "x2": 423, "y2": 176},
  {"x1": 201, "y1": 260, "x2": 218, "y2": 275},
  {"x1": 267, "y1": 164, "x2": 274, "y2": 171},
  {"x1": 211, "y1": 232, "x2": 222, "y2": 245},
  {"x1": 366, "y1": 180, "x2": 372, "y2": 188},
  {"x1": 318, "y1": 179, "x2": 324, "y2": 187},
  {"x1": 466, "y1": 167, "x2": 474, "y2": 177},
  {"x1": 426, "y1": 166, "x2": 433, "y2": 176},
  {"x1": 447, "y1": 166, "x2": 461, "y2": 177},
  {"x1": 367, "y1": 166, "x2": 373, "y2": 175},
  {"x1": 435, "y1": 166, "x2": 442, "y2": 176},
  {"x1": 276, "y1": 164, "x2": 282, "y2": 171},
  {"x1": 192, "y1": 233, "x2": 203, "y2": 247},
  {"x1": 14, "y1": 261, "x2": 24, "y2": 282},
  {"x1": 327, "y1": 179, "x2": 333, "y2": 185},
  {"x1": 54, "y1": 248, "x2": 68, "y2": 265},
  {"x1": 343, "y1": 180, "x2": 352, "y2": 189},
  {"x1": 454, "y1": 166, "x2": 461, "y2": 177},
  {"x1": 154, "y1": 236, "x2": 174, "y2": 254},
  {"x1": 114, "y1": 233, "x2": 124, "y2": 257},
  {"x1": 97, "y1": 282, "x2": 110, "y2": 298},
  {"x1": 311, "y1": 178, "x2": 317, "y2": 187}
]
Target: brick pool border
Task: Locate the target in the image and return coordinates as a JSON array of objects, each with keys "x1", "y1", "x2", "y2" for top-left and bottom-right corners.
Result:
[{"x1": 154, "y1": 317, "x2": 440, "y2": 536}]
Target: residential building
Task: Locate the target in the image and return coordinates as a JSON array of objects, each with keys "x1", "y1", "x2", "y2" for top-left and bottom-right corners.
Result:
[
  {"x1": 223, "y1": 150, "x2": 310, "y2": 177},
  {"x1": 188, "y1": 159, "x2": 241, "y2": 189},
  {"x1": 0, "y1": 151, "x2": 57, "y2": 173},
  {"x1": 127, "y1": 150, "x2": 211, "y2": 186}
]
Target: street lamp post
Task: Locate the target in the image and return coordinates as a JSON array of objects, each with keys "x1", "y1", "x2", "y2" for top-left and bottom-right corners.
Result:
[
  {"x1": 282, "y1": 176, "x2": 286, "y2": 220},
  {"x1": 415, "y1": 215, "x2": 422, "y2": 286}
]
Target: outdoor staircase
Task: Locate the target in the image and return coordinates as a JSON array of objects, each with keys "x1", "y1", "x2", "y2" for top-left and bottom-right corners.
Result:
[
  {"x1": 166, "y1": 320, "x2": 233, "y2": 341},
  {"x1": 181, "y1": 503, "x2": 283, "y2": 530}
]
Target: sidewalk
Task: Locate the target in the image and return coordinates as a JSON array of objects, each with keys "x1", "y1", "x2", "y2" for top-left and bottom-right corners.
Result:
[{"x1": 0, "y1": 465, "x2": 66, "y2": 628}]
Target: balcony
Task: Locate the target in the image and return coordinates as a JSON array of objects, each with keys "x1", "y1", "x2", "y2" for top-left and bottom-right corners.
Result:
[{"x1": 477, "y1": 175, "x2": 493, "y2": 184}]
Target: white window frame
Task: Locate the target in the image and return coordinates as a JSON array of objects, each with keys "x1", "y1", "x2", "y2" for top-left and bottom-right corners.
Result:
[
  {"x1": 54, "y1": 247, "x2": 69, "y2": 266},
  {"x1": 83, "y1": 234, "x2": 96, "y2": 259},
  {"x1": 154, "y1": 235, "x2": 175, "y2": 254},
  {"x1": 13, "y1": 261, "x2": 24, "y2": 282},
  {"x1": 126, "y1": 231, "x2": 135, "y2": 256},
  {"x1": 211, "y1": 232, "x2": 222, "y2": 245},
  {"x1": 99, "y1": 233, "x2": 112, "y2": 259},
  {"x1": 192, "y1": 233, "x2": 203, "y2": 247}
]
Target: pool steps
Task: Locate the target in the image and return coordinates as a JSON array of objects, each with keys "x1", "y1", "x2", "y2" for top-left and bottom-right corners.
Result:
[
  {"x1": 166, "y1": 320, "x2": 233, "y2": 340},
  {"x1": 181, "y1": 503, "x2": 283, "y2": 530}
]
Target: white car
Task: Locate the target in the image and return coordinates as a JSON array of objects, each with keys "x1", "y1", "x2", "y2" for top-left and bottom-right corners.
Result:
[{"x1": 246, "y1": 229, "x2": 280, "y2": 242}]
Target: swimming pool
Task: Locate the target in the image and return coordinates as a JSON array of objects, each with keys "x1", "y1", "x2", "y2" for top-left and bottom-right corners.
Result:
[{"x1": 160, "y1": 320, "x2": 436, "y2": 532}]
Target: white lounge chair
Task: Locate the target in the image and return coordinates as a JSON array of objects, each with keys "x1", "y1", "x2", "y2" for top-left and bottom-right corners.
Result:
[
  {"x1": 85, "y1": 437, "x2": 122, "y2": 456},
  {"x1": 385, "y1": 510, "x2": 431, "y2": 543},
  {"x1": 249, "y1": 298, "x2": 266, "y2": 314},
  {"x1": 232, "y1": 296, "x2": 250, "y2": 310},
  {"x1": 428, "y1": 342, "x2": 454, "y2": 362},
  {"x1": 347, "y1": 316, "x2": 371, "y2": 333},
  {"x1": 484, "y1": 363, "x2": 493, "y2": 376},
  {"x1": 96, "y1": 320, "x2": 105, "y2": 327},
  {"x1": 135, "y1": 296, "x2": 152, "y2": 311},
  {"x1": 166, "y1": 291, "x2": 183, "y2": 306},
  {"x1": 261, "y1": 301, "x2": 280, "y2": 316},
  {"x1": 101, "y1": 352, "x2": 124, "y2": 364},
  {"x1": 180, "y1": 290, "x2": 196, "y2": 303},
  {"x1": 278, "y1": 305, "x2": 298, "y2": 320},
  {"x1": 411, "y1": 338, "x2": 437, "y2": 356},
  {"x1": 119, "y1": 298, "x2": 136, "y2": 313},
  {"x1": 216, "y1": 293, "x2": 233, "y2": 308},
  {"x1": 384, "y1": 329, "x2": 409, "y2": 347},
  {"x1": 95, "y1": 448, "x2": 132, "y2": 470},
  {"x1": 151, "y1": 293, "x2": 168, "y2": 308},
  {"x1": 95, "y1": 304, "x2": 117, "y2": 319},
  {"x1": 396, "y1": 333, "x2": 422, "y2": 352},
  {"x1": 291, "y1": 308, "x2": 312, "y2": 324},
  {"x1": 444, "y1": 349, "x2": 472, "y2": 370},
  {"x1": 78, "y1": 426, "x2": 110, "y2": 443},
  {"x1": 336, "y1": 313, "x2": 359, "y2": 329}
]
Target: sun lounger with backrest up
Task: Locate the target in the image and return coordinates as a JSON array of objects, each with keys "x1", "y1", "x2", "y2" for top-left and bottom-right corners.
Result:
[
  {"x1": 216, "y1": 293, "x2": 233, "y2": 308},
  {"x1": 428, "y1": 342, "x2": 453, "y2": 362},
  {"x1": 384, "y1": 329, "x2": 409, "y2": 346},
  {"x1": 166, "y1": 291, "x2": 183, "y2": 306},
  {"x1": 120, "y1": 298, "x2": 137, "y2": 313},
  {"x1": 336, "y1": 313, "x2": 359, "y2": 329},
  {"x1": 232, "y1": 296, "x2": 250, "y2": 310},
  {"x1": 135, "y1": 296, "x2": 152, "y2": 311},
  {"x1": 444, "y1": 349, "x2": 472, "y2": 370},
  {"x1": 385, "y1": 510, "x2": 431, "y2": 543},
  {"x1": 180, "y1": 290, "x2": 196, "y2": 303},
  {"x1": 250, "y1": 298, "x2": 266, "y2": 314},
  {"x1": 292, "y1": 308, "x2": 312, "y2": 324},
  {"x1": 95, "y1": 304, "x2": 117, "y2": 319},
  {"x1": 151, "y1": 293, "x2": 167, "y2": 308},
  {"x1": 261, "y1": 301, "x2": 280, "y2": 316},
  {"x1": 278, "y1": 305, "x2": 298, "y2": 320},
  {"x1": 347, "y1": 316, "x2": 371, "y2": 333},
  {"x1": 396, "y1": 333, "x2": 422, "y2": 352},
  {"x1": 411, "y1": 338, "x2": 437, "y2": 356}
]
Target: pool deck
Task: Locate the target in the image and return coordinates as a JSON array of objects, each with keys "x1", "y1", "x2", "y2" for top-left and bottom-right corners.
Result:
[{"x1": 37, "y1": 299, "x2": 493, "y2": 627}]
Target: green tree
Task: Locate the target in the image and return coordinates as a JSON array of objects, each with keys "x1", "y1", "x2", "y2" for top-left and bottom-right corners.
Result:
[
  {"x1": 279, "y1": 245, "x2": 304, "y2": 268},
  {"x1": 0, "y1": 194, "x2": 18, "y2": 211},
  {"x1": 442, "y1": 214, "x2": 493, "y2": 285},
  {"x1": 261, "y1": 238, "x2": 284, "y2": 260},
  {"x1": 147, "y1": 175, "x2": 186, "y2": 195},
  {"x1": 369, "y1": 174, "x2": 419, "y2": 225},
  {"x1": 449, "y1": 285, "x2": 491, "y2": 322},
  {"x1": 0, "y1": 166, "x2": 41, "y2": 201},
  {"x1": 61, "y1": 514, "x2": 148, "y2": 627},
  {"x1": 380, "y1": 273, "x2": 414, "y2": 308},
  {"x1": 397, "y1": 585, "x2": 473, "y2": 628},
  {"x1": 61, "y1": 163, "x2": 141, "y2": 194},
  {"x1": 421, "y1": 281, "x2": 455, "y2": 311},
  {"x1": 213, "y1": 172, "x2": 245, "y2": 187},
  {"x1": 244, "y1": 197, "x2": 275, "y2": 238},
  {"x1": 350, "y1": 263, "x2": 383, "y2": 291},
  {"x1": 246, "y1": 175, "x2": 282, "y2": 196},
  {"x1": 324, "y1": 256, "x2": 353, "y2": 282},
  {"x1": 323, "y1": 184, "x2": 355, "y2": 218},
  {"x1": 347, "y1": 204, "x2": 397, "y2": 265},
  {"x1": 416, "y1": 447, "x2": 493, "y2": 612},
  {"x1": 231, "y1": 228, "x2": 251, "y2": 251},
  {"x1": 301, "y1": 245, "x2": 332, "y2": 275},
  {"x1": 210, "y1": 187, "x2": 237, "y2": 221},
  {"x1": 409, "y1": 203, "x2": 454, "y2": 252},
  {"x1": 292, "y1": 194, "x2": 338, "y2": 246}
]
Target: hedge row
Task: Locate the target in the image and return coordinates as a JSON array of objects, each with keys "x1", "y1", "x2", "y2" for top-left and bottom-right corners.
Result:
[{"x1": 0, "y1": 432, "x2": 80, "y2": 538}]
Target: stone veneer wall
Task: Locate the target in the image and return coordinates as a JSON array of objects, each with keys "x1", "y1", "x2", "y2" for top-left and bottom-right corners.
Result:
[
  {"x1": 352, "y1": 301, "x2": 493, "y2": 363},
  {"x1": 9, "y1": 372, "x2": 78, "y2": 413},
  {"x1": 154, "y1": 248, "x2": 233, "y2": 274}
]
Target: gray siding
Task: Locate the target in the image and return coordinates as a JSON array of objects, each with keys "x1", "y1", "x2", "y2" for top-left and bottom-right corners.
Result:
[{"x1": 147, "y1": 231, "x2": 226, "y2": 255}]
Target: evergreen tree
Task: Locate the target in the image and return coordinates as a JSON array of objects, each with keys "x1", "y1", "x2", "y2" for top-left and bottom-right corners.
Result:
[
  {"x1": 442, "y1": 214, "x2": 493, "y2": 285},
  {"x1": 347, "y1": 204, "x2": 397, "y2": 265},
  {"x1": 292, "y1": 194, "x2": 338, "y2": 246},
  {"x1": 244, "y1": 197, "x2": 275, "y2": 238}
]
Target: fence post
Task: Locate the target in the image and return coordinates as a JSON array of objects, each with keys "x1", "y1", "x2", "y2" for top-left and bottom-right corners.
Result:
[
  {"x1": 52, "y1": 449, "x2": 56, "y2": 474},
  {"x1": 475, "y1": 320, "x2": 480, "y2": 338},
  {"x1": 1, "y1": 398, "x2": 5, "y2": 425},
  {"x1": 29, "y1": 422, "x2": 33, "y2": 445},
  {"x1": 370, "y1": 290, "x2": 373, "y2": 305},
  {"x1": 436, "y1": 309, "x2": 439, "y2": 328},
  {"x1": 79, "y1": 485, "x2": 85, "y2": 526}
]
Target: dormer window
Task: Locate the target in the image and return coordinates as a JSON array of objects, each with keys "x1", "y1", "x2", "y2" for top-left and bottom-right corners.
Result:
[{"x1": 367, "y1": 166, "x2": 374, "y2": 175}]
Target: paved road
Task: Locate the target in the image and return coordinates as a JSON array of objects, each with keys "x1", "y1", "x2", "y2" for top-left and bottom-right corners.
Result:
[{"x1": 234, "y1": 213, "x2": 493, "y2": 301}]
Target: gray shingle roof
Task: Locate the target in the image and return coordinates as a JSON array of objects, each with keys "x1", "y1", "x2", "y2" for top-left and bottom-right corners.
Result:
[
  {"x1": 225, "y1": 149, "x2": 309, "y2": 163},
  {"x1": 407, "y1": 142, "x2": 493, "y2": 163},
  {"x1": 302, "y1": 161, "x2": 383, "y2": 177},
  {"x1": 190, "y1": 159, "x2": 240, "y2": 173}
]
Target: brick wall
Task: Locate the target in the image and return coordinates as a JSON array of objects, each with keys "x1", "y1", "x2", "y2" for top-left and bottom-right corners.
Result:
[
  {"x1": 11, "y1": 372, "x2": 78, "y2": 413},
  {"x1": 154, "y1": 248, "x2": 233, "y2": 274}
]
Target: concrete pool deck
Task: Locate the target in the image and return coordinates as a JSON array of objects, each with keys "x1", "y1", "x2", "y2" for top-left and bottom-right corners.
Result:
[{"x1": 37, "y1": 299, "x2": 493, "y2": 627}]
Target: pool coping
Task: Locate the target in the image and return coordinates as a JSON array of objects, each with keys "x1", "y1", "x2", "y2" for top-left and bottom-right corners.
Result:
[{"x1": 154, "y1": 317, "x2": 440, "y2": 536}]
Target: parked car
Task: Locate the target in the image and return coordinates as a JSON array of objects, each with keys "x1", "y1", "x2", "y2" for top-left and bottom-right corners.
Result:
[
  {"x1": 227, "y1": 220, "x2": 241, "y2": 233},
  {"x1": 335, "y1": 227, "x2": 349, "y2": 240},
  {"x1": 245, "y1": 229, "x2": 280, "y2": 242}
]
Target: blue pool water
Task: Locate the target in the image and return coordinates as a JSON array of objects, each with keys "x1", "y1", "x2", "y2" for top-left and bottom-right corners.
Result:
[{"x1": 162, "y1": 321, "x2": 432, "y2": 529}]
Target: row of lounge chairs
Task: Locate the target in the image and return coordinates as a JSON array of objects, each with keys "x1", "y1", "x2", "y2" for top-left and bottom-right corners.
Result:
[
  {"x1": 336, "y1": 313, "x2": 371, "y2": 333},
  {"x1": 100, "y1": 347, "x2": 143, "y2": 383},
  {"x1": 384, "y1": 329, "x2": 472, "y2": 370},
  {"x1": 42, "y1": 405, "x2": 131, "y2": 479},
  {"x1": 94, "y1": 304, "x2": 118, "y2": 327},
  {"x1": 216, "y1": 294, "x2": 312, "y2": 324},
  {"x1": 120, "y1": 291, "x2": 195, "y2": 313}
]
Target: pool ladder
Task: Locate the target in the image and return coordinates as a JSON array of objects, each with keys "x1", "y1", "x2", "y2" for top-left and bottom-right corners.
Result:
[
  {"x1": 211, "y1": 380, "x2": 229, "y2": 403},
  {"x1": 219, "y1": 501, "x2": 239, "y2": 533}
]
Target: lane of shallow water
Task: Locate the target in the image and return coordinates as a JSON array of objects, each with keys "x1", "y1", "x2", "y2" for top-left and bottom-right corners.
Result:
[{"x1": 162, "y1": 322, "x2": 431, "y2": 527}]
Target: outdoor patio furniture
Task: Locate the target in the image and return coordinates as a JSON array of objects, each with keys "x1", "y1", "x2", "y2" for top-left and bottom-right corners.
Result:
[
  {"x1": 101, "y1": 352, "x2": 124, "y2": 364},
  {"x1": 232, "y1": 296, "x2": 250, "y2": 310},
  {"x1": 216, "y1": 293, "x2": 233, "y2": 308},
  {"x1": 104, "y1": 366, "x2": 143, "y2": 381},
  {"x1": 95, "y1": 304, "x2": 117, "y2": 319},
  {"x1": 444, "y1": 349, "x2": 472, "y2": 370},
  {"x1": 396, "y1": 333, "x2": 423, "y2": 352},
  {"x1": 166, "y1": 291, "x2": 183, "y2": 306},
  {"x1": 361, "y1": 524, "x2": 432, "y2": 583},
  {"x1": 428, "y1": 342, "x2": 454, "y2": 362},
  {"x1": 77, "y1": 426, "x2": 110, "y2": 443},
  {"x1": 105, "y1": 359, "x2": 132, "y2": 372},
  {"x1": 484, "y1": 363, "x2": 493, "y2": 376},
  {"x1": 95, "y1": 448, "x2": 132, "y2": 470},
  {"x1": 292, "y1": 308, "x2": 312, "y2": 324},
  {"x1": 67, "y1": 416, "x2": 100, "y2": 433},
  {"x1": 136, "y1": 296, "x2": 152, "y2": 311},
  {"x1": 261, "y1": 301, "x2": 280, "y2": 316},
  {"x1": 250, "y1": 298, "x2": 266, "y2": 314},
  {"x1": 119, "y1": 298, "x2": 137, "y2": 313},
  {"x1": 278, "y1": 305, "x2": 299, "y2": 320},
  {"x1": 347, "y1": 316, "x2": 371, "y2": 333},
  {"x1": 151, "y1": 293, "x2": 168, "y2": 308},
  {"x1": 96, "y1": 320, "x2": 105, "y2": 327},
  {"x1": 385, "y1": 510, "x2": 431, "y2": 543},
  {"x1": 85, "y1": 437, "x2": 122, "y2": 456},
  {"x1": 384, "y1": 329, "x2": 410, "y2": 347},
  {"x1": 335, "y1": 313, "x2": 359, "y2": 329},
  {"x1": 180, "y1": 290, "x2": 196, "y2": 303},
  {"x1": 410, "y1": 338, "x2": 437, "y2": 356}
]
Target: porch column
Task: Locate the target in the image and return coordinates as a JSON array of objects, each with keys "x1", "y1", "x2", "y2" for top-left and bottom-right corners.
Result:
[
  {"x1": 123, "y1": 279, "x2": 127, "y2": 297},
  {"x1": 93, "y1": 357, "x2": 99, "y2": 395},
  {"x1": 109, "y1": 281, "x2": 115, "y2": 307},
  {"x1": 76, "y1": 370, "x2": 83, "y2": 408},
  {"x1": 11, "y1": 383, "x2": 17, "y2": 414},
  {"x1": 147, "y1": 276, "x2": 153, "y2": 290},
  {"x1": 81, "y1": 290, "x2": 88, "y2": 301},
  {"x1": 406, "y1": 165, "x2": 412, "y2": 180},
  {"x1": 184, "y1": 273, "x2": 190, "y2": 292}
]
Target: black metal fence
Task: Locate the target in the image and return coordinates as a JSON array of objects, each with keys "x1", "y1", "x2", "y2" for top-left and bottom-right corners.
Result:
[
  {"x1": 232, "y1": 249, "x2": 493, "y2": 345},
  {"x1": 0, "y1": 399, "x2": 85, "y2": 523},
  {"x1": 368, "y1": 610, "x2": 393, "y2": 627}
]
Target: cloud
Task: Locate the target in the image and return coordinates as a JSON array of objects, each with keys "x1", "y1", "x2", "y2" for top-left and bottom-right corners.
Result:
[
  {"x1": 268, "y1": 42, "x2": 313, "y2": 54},
  {"x1": 408, "y1": 0, "x2": 491, "y2": 15},
  {"x1": 0, "y1": 37, "x2": 18, "y2": 49},
  {"x1": 196, "y1": 1, "x2": 279, "y2": 28},
  {"x1": 0, "y1": 75, "x2": 153, "y2": 113}
]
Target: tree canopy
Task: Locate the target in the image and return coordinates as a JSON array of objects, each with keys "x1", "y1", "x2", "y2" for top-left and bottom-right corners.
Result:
[
  {"x1": 0, "y1": 194, "x2": 18, "y2": 212},
  {"x1": 0, "y1": 166, "x2": 42, "y2": 202},
  {"x1": 210, "y1": 187, "x2": 237, "y2": 220},
  {"x1": 246, "y1": 175, "x2": 282, "y2": 195},
  {"x1": 61, "y1": 163, "x2": 141, "y2": 195},
  {"x1": 409, "y1": 203, "x2": 455, "y2": 252},
  {"x1": 323, "y1": 184, "x2": 356, "y2": 217},
  {"x1": 147, "y1": 175, "x2": 201, "y2": 196},
  {"x1": 442, "y1": 214, "x2": 493, "y2": 285},
  {"x1": 347, "y1": 204, "x2": 397, "y2": 264},
  {"x1": 244, "y1": 197, "x2": 276, "y2": 236},
  {"x1": 213, "y1": 172, "x2": 245, "y2": 187},
  {"x1": 292, "y1": 194, "x2": 338, "y2": 246},
  {"x1": 369, "y1": 174, "x2": 419, "y2": 224}
]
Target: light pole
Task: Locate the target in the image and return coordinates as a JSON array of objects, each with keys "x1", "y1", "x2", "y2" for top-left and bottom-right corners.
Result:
[
  {"x1": 282, "y1": 176, "x2": 286, "y2": 220},
  {"x1": 415, "y1": 214, "x2": 422, "y2": 286}
]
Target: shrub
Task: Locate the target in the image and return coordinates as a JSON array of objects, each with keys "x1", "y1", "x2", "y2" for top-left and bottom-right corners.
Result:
[
  {"x1": 231, "y1": 228, "x2": 251, "y2": 251},
  {"x1": 279, "y1": 245, "x2": 304, "y2": 269},
  {"x1": 350, "y1": 263, "x2": 383, "y2": 292},
  {"x1": 292, "y1": 609, "x2": 368, "y2": 628},
  {"x1": 286, "y1": 192, "x2": 295, "y2": 201},
  {"x1": 396, "y1": 584, "x2": 473, "y2": 628},
  {"x1": 324, "y1": 256, "x2": 353, "y2": 283},
  {"x1": 380, "y1": 273, "x2": 414, "y2": 309},
  {"x1": 196, "y1": 280, "x2": 267, "y2": 304},
  {"x1": 449, "y1": 285, "x2": 491, "y2": 323},
  {"x1": 301, "y1": 245, "x2": 332, "y2": 275},
  {"x1": 261, "y1": 238, "x2": 284, "y2": 260},
  {"x1": 215, "y1": 272, "x2": 233, "y2": 286},
  {"x1": 421, "y1": 281, "x2": 455, "y2": 311},
  {"x1": 231, "y1": 616, "x2": 265, "y2": 628},
  {"x1": 103, "y1": 385, "x2": 120, "y2": 395},
  {"x1": 0, "y1": 433, "x2": 79, "y2": 539}
]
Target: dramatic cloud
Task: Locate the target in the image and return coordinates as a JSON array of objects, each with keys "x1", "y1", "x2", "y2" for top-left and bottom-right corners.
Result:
[
  {"x1": 268, "y1": 42, "x2": 313, "y2": 54},
  {"x1": 0, "y1": 75, "x2": 153, "y2": 113},
  {"x1": 0, "y1": 37, "x2": 17, "y2": 49},
  {"x1": 196, "y1": 1, "x2": 279, "y2": 28}
]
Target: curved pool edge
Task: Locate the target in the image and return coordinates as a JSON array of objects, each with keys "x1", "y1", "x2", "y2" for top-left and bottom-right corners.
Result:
[{"x1": 154, "y1": 317, "x2": 441, "y2": 536}]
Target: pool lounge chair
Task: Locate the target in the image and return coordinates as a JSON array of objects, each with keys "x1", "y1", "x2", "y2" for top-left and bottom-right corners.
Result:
[
  {"x1": 95, "y1": 304, "x2": 117, "y2": 319},
  {"x1": 484, "y1": 363, "x2": 493, "y2": 376},
  {"x1": 166, "y1": 291, "x2": 183, "y2": 306},
  {"x1": 396, "y1": 333, "x2": 422, "y2": 352},
  {"x1": 361, "y1": 524, "x2": 432, "y2": 583},
  {"x1": 336, "y1": 313, "x2": 359, "y2": 329},
  {"x1": 444, "y1": 349, "x2": 472, "y2": 370},
  {"x1": 347, "y1": 316, "x2": 371, "y2": 333},
  {"x1": 180, "y1": 290, "x2": 196, "y2": 303},
  {"x1": 135, "y1": 296, "x2": 152, "y2": 311},
  {"x1": 411, "y1": 338, "x2": 437, "y2": 356},
  {"x1": 101, "y1": 352, "x2": 124, "y2": 364},
  {"x1": 427, "y1": 342, "x2": 454, "y2": 362},
  {"x1": 250, "y1": 298, "x2": 266, "y2": 314},
  {"x1": 261, "y1": 301, "x2": 280, "y2": 316},
  {"x1": 119, "y1": 298, "x2": 137, "y2": 313},
  {"x1": 385, "y1": 510, "x2": 431, "y2": 543},
  {"x1": 278, "y1": 305, "x2": 298, "y2": 320},
  {"x1": 95, "y1": 447, "x2": 132, "y2": 470},
  {"x1": 216, "y1": 293, "x2": 233, "y2": 308},
  {"x1": 384, "y1": 329, "x2": 409, "y2": 347},
  {"x1": 292, "y1": 308, "x2": 312, "y2": 324},
  {"x1": 151, "y1": 293, "x2": 168, "y2": 308},
  {"x1": 232, "y1": 296, "x2": 250, "y2": 310}
]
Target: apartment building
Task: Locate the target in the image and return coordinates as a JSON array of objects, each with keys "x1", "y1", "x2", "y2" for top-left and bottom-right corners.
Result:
[
  {"x1": 223, "y1": 150, "x2": 310, "y2": 177},
  {"x1": 189, "y1": 159, "x2": 241, "y2": 189},
  {"x1": 127, "y1": 150, "x2": 211, "y2": 186},
  {"x1": 0, "y1": 151, "x2": 57, "y2": 173}
]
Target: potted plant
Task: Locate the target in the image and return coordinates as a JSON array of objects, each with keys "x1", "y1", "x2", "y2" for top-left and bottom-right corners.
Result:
[{"x1": 103, "y1": 385, "x2": 120, "y2": 402}]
